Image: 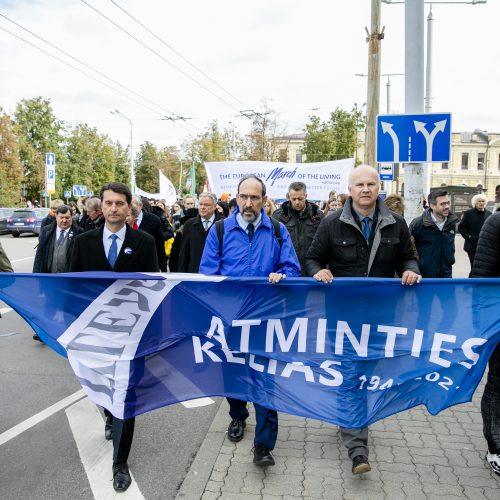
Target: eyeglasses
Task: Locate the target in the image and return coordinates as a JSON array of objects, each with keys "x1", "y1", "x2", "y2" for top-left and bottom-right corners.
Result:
[{"x1": 238, "y1": 194, "x2": 261, "y2": 203}]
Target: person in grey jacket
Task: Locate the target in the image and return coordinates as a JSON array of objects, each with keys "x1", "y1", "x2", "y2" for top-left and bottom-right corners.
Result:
[
  {"x1": 0, "y1": 242, "x2": 13, "y2": 272},
  {"x1": 306, "y1": 165, "x2": 421, "y2": 475}
]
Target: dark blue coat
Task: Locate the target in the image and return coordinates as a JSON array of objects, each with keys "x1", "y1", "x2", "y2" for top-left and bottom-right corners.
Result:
[{"x1": 409, "y1": 209, "x2": 459, "y2": 278}]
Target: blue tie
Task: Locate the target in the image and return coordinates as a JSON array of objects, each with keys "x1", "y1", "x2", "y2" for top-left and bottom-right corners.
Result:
[
  {"x1": 247, "y1": 223, "x2": 255, "y2": 242},
  {"x1": 56, "y1": 230, "x2": 65, "y2": 246},
  {"x1": 108, "y1": 234, "x2": 118, "y2": 268},
  {"x1": 362, "y1": 217, "x2": 371, "y2": 241}
]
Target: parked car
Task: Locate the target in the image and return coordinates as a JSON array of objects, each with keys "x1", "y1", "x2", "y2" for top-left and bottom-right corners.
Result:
[
  {"x1": 6, "y1": 208, "x2": 50, "y2": 237},
  {"x1": 0, "y1": 208, "x2": 16, "y2": 234}
]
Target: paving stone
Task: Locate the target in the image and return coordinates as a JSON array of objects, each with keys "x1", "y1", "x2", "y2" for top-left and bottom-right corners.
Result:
[
  {"x1": 414, "y1": 464, "x2": 439, "y2": 484},
  {"x1": 411, "y1": 447, "x2": 445, "y2": 457},
  {"x1": 461, "y1": 486, "x2": 489, "y2": 500},
  {"x1": 483, "y1": 485, "x2": 500, "y2": 499},
  {"x1": 402, "y1": 480, "x2": 426, "y2": 500},
  {"x1": 219, "y1": 494, "x2": 261, "y2": 500},
  {"x1": 373, "y1": 445, "x2": 394, "y2": 462},
  {"x1": 434, "y1": 465, "x2": 460, "y2": 485},
  {"x1": 205, "y1": 480, "x2": 224, "y2": 493},
  {"x1": 391, "y1": 446, "x2": 413, "y2": 464},
  {"x1": 382, "y1": 480, "x2": 406, "y2": 499},
  {"x1": 322, "y1": 443, "x2": 341, "y2": 461},
  {"x1": 275, "y1": 439, "x2": 305, "y2": 451},
  {"x1": 201, "y1": 492, "x2": 220, "y2": 500},
  {"x1": 241, "y1": 472, "x2": 265, "y2": 495},
  {"x1": 457, "y1": 473, "x2": 500, "y2": 489},
  {"x1": 304, "y1": 442, "x2": 323, "y2": 458},
  {"x1": 404, "y1": 433, "x2": 424, "y2": 447},
  {"x1": 209, "y1": 470, "x2": 227, "y2": 482},
  {"x1": 288, "y1": 427, "x2": 306, "y2": 441},
  {"x1": 220, "y1": 471, "x2": 246, "y2": 494},
  {"x1": 422, "y1": 482, "x2": 465, "y2": 497},
  {"x1": 380, "y1": 469, "x2": 420, "y2": 484},
  {"x1": 377, "y1": 460, "x2": 415, "y2": 474},
  {"x1": 213, "y1": 452, "x2": 233, "y2": 472},
  {"x1": 302, "y1": 477, "x2": 324, "y2": 497},
  {"x1": 462, "y1": 449, "x2": 488, "y2": 468}
]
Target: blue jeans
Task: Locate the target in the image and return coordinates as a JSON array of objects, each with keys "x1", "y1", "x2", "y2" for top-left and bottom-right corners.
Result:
[
  {"x1": 482, "y1": 342, "x2": 500, "y2": 454},
  {"x1": 227, "y1": 398, "x2": 278, "y2": 449}
]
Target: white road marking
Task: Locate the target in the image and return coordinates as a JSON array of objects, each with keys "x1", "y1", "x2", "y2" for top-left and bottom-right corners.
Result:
[
  {"x1": 10, "y1": 256, "x2": 35, "y2": 263},
  {"x1": 0, "y1": 389, "x2": 86, "y2": 446},
  {"x1": 0, "y1": 307, "x2": 13, "y2": 315},
  {"x1": 181, "y1": 397, "x2": 215, "y2": 408},
  {"x1": 66, "y1": 398, "x2": 144, "y2": 499}
]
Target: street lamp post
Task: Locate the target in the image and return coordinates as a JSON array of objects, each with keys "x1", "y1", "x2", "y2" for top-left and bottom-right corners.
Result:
[
  {"x1": 170, "y1": 152, "x2": 184, "y2": 196},
  {"x1": 111, "y1": 110, "x2": 135, "y2": 193}
]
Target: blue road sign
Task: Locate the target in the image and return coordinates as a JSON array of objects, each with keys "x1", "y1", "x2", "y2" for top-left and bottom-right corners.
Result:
[
  {"x1": 87, "y1": 191, "x2": 94, "y2": 197},
  {"x1": 47, "y1": 169, "x2": 55, "y2": 180},
  {"x1": 42, "y1": 191, "x2": 49, "y2": 197},
  {"x1": 64, "y1": 190, "x2": 71, "y2": 198},
  {"x1": 72, "y1": 185, "x2": 87, "y2": 197},
  {"x1": 376, "y1": 113, "x2": 451, "y2": 164},
  {"x1": 379, "y1": 163, "x2": 394, "y2": 181},
  {"x1": 45, "y1": 153, "x2": 55, "y2": 166}
]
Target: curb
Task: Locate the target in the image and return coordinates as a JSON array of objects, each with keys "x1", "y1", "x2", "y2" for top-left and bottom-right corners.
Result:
[{"x1": 176, "y1": 398, "x2": 228, "y2": 499}]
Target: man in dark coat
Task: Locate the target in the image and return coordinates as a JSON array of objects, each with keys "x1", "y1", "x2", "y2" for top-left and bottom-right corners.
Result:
[
  {"x1": 33, "y1": 205, "x2": 83, "y2": 342},
  {"x1": 471, "y1": 212, "x2": 500, "y2": 477},
  {"x1": 409, "y1": 189, "x2": 459, "y2": 278},
  {"x1": 458, "y1": 193, "x2": 492, "y2": 269},
  {"x1": 272, "y1": 181, "x2": 323, "y2": 275},
  {"x1": 70, "y1": 182, "x2": 159, "y2": 493},
  {"x1": 306, "y1": 165, "x2": 421, "y2": 476},
  {"x1": 131, "y1": 195, "x2": 167, "y2": 271},
  {"x1": 179, "y1": 192, "x2": 222, "y2": 273}
]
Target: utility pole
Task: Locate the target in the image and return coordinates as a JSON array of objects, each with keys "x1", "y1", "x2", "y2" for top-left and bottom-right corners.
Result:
[
  {"x1": 404, "y1": 0, "x2": 425, "y2": 224},
  {"x1": 364, "y1": 0, "x2": 384, "y2": 168}
]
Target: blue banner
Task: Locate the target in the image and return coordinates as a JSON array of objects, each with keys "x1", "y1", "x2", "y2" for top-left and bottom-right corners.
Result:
[{"x1": 0, "y1": 273, "x2": 498, "y2": 426}]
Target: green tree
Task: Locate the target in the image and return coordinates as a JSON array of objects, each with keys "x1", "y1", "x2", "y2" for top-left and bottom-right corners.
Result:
[
  {"x1": 13, "y1": 97, "x2": 64, "y2": 201},
  {"x1": 0, "y1": 113, "x2": 24, "y2": 206},
  {"x1": 135, "y1": 142, "x2": 163, "y2": 193},
  {"x1": 303, "y1": 104, "x2": 366, "y2": 163},
  {"x1": 114, "y1": 142, "x2": 131, "y2": 186},
  {"x1": 63, "y1": 124, "x2": 118, "y2": 194}
]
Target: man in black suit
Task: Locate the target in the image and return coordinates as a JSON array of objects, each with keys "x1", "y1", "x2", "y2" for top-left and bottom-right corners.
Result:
[
  {"x1": 179, "y1": 192, "x2": 222, "y2": 273},
  {"x1": 70, "y1": 182, "x2": 159, "y2": 492},
  {"x1": 33, "y1": 205, "x2": 83, "y2": 343},
  {"x1": 130, "y1": 195, "x2": 167, "y2": 271}
]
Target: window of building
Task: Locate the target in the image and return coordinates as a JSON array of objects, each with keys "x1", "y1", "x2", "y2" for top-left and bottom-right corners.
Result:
[
  {"x1": 478, "y1": 153, "x2": 485, "y2": 170},
  {"x1": 295, "y1": 152, "x2": 303, "y2": 163},
  {"x1": 498, "y1": 153, "x2": 500, "y2": 170},
  {"x1": 441, "y1": 162, "x2": 449, "y2": 170},
  {"x1": 461, "y1": 153, "x2": 469, "y2": 170}
]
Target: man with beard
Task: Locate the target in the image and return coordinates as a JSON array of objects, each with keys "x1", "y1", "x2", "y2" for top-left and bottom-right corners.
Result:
[
  {"x1": 410, "y1": 189, "x2": 459, "y2": 278},
  {"x1": 199, "y1": 175, "x2": 300, "y2": 467}
]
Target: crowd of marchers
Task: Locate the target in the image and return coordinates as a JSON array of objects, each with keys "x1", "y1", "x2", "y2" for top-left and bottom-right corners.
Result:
[{"x1": 0, "y1": 167, "x2": 499, "y2": 492}]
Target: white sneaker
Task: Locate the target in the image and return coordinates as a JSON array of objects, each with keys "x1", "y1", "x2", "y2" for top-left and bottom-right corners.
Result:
[{"x1": 486, "y1": 451, "x2": 500, "y2": 476}]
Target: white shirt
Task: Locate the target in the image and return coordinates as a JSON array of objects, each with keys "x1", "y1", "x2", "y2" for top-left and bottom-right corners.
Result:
[
  {"x1": 431, "y1": 212, "x2": 447, "y2": 231},
  {"x1": 55, "y1": 227, "x2": 67, "y2": 241},
  {"x1": 201, "y1": 213, "x2": 216, "y2": 231},
  {"x1": 136, "y1": 211, "x2": 144, "y2": 227},
  {"x1": 236, "y1": 212, "x2": 262, "y2": 234},
  {"x1": 103, "y1": 225, "x2": 127, "y2": 258}
]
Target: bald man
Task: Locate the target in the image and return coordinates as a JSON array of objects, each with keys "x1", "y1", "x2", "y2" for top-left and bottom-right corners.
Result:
[{"x1": 306, "y1": 165, "x2": 421, "y2": 475}]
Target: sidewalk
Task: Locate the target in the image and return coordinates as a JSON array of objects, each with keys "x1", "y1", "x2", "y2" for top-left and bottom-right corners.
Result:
[{"x1": 176, "y1": 237, "x2": 500, "y2": 500}]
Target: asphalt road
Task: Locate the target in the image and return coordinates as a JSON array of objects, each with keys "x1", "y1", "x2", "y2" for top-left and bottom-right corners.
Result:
[{"x1": 0, "y1": 234, "x2": 221, "y2": 500}]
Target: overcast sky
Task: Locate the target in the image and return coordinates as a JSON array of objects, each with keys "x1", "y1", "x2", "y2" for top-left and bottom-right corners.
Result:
[{"x1": 0, "y1": 0, "x2": 498, "y2": 154}]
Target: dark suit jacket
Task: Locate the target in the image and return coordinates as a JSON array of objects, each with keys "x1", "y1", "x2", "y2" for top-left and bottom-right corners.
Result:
[
  {"x1": 138, "y1": 212, "x2": 167, "y2": 271},
  {"x1": 69, "y1": 224, "x2": 159, "y2": 273},
  {"x1": 178, "y1": 213, "x2": 222, "y2": 273},
  {"x1": 34, "y1": 222, "x2": 83, "y2": 273}
]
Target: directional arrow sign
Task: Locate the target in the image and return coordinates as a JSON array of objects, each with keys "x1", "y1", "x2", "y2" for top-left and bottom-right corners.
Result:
[{"x1": 376, "y1": 113, "x2": 451, "y2": 164}]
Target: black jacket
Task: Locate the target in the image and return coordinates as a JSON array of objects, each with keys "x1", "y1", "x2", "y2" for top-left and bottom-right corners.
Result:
[
  {"x1": 33, "y1": 221, "x2": 83, "y2": 273},
  {"x1": 470, "y1": 212, "x2": 500, "y2": 277},
  {"x1": 306, "y1": 198, "x2": 419, "y2": 278},
  {"x1": 458, "y1": 207, "x2": 492, "y2": 254},
  {"x1": 272, "y1": 201, "x2": 323, "y2": 276},
  {"x1": 178, "y1": 213, "x2": 222, "y2": 273},
  {"x1": 138, "y1": 212, "x2": 167, "y2": 271},
  {"x1": 409, "y1": 208, "x2": 459, "y2": 278},
  {"x1": 69, "y1": 225, "x2": 159, "y2": 272}
]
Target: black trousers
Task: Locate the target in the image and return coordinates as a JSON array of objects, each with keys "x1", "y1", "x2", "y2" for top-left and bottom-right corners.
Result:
[
  {"x1": 104, "y1": 408, "x2": 135, "y2": 464},
  {"x1": 482, "y1": 343, "x2": 500, "y2": 454}
]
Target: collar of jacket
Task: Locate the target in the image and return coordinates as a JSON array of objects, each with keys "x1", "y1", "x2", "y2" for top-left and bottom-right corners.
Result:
[
  {"x1": 279, "y1": 200, "x2": 321, "y2": 222},
  {"x1": 423, "y1": 208, "x2": 459, "y2": 229},
  {"x1": 340, "y1": 197, "x2": 395, "y2": 231},
  {"x1": 227, "y1": 207, "x2": 273, "y2": 232}
]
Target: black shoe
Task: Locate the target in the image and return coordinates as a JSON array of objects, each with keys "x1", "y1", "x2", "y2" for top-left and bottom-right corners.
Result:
[
  {"x1": 112, "y1": 462, "x2": 131, "y2": 492},
  {"x1": 33, "y1": 333, "x2": 44, "y2": 344},
  {"x1": 227, "y1": 419, "x2": 246, "y2": 442},
  {"x1": 253, "y1": 444, "x2": 275, "y2": 466},
  {"x1": 352, "y1": 455, "x2": 371, "y2": 474},
  {"x1": 104, "y1": 415, "x2": 113, "y2": 440}
]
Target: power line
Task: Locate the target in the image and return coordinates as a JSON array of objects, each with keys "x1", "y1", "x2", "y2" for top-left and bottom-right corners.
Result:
[
  {"x1": 0, "y1": 12, "x2": 188, "y2": 124},
  {"x1": 108, "y1": 0, "x2": 250, "y2": 110},
  {"x1": 80, "y1": 0, "x2": 242, "y2": 113}
]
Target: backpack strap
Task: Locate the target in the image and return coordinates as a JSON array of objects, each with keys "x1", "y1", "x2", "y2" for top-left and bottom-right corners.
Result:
[
  {"x1": 270, "y1": 218, "x2": 283, "y2": 249},
  {"x1": 215, "y1": 219, "x2": 225, "y2": 256}
]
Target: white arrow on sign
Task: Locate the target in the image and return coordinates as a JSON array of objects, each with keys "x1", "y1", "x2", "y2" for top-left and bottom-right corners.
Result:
[
  {"x1": 381, "y1": 122, "x2": 400, "y2": 163},
  {"x1": 414, "y1": 119, "x2": 447, "y2": 162}
]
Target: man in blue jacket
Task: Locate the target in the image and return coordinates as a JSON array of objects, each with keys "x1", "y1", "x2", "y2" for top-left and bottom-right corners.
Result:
[
  {"x1": 200, "y1": 175, "x2": 300, "y2": 467},
  {"x1": 409, "y1": 189, "x2": 458, "y2": 278}
]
